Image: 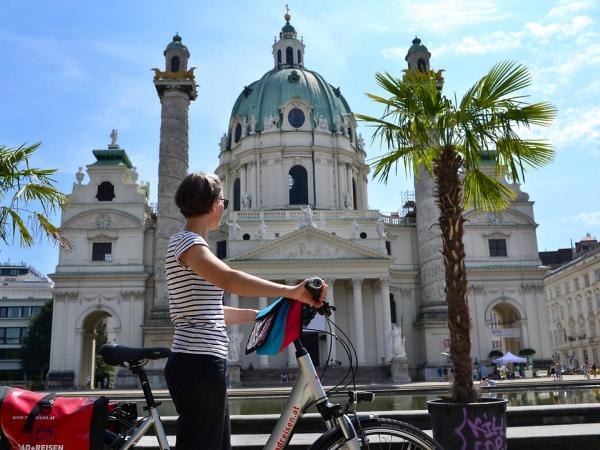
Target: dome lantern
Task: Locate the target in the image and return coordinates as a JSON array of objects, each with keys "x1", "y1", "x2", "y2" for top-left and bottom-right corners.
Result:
[
  {"x1": 163, "y1": 33, "x2": 190, "y2": 72},
  {"x1": 272, "y1": 7, "x2": 305, "y2": 69},
  {"x1": 405, "y1": 36, "x2": 431, "y2": 72}
]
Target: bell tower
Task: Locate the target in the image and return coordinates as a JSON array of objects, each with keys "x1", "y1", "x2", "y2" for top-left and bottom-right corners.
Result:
[{"x1": 147, "y1": 34, "x2": 197, "y2": 343}]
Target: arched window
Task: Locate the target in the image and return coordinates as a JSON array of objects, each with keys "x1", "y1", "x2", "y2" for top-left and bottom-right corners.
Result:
[
  {"x1": 289, "y1": 165, "x2": 308, "y2": 205},
  {"x1": 171, "y1": 56, "x2": 180, "y2": 72},
  {"x1": 96, "y1": 181, "x2": 115, "y2": 201},
  {"x1": 286, "y1": 46, "x2": 293, "y2": 66},
  {"x1": 277, "y1": 49, "x2": 282, "y2": 66},
  {"x1": 417, "y1": 58, "x2": 427, "y2": 73},
  {"x1": 390, "y1": 294, "x2": 397, "y2": 324},
  {"x1": 297, "y1": 49, "x2": 302, "y2": 65},
  {"x1": 233, "y1": 178, "x2": 241, "y2": 211},
  {"x1": 234, "y1": 123, "x2": 242, "y2": 143},
  {"x1": 348, "y1": 128, "x2": 353, "y2": 141},
  {"x1": 352, "y1": 178, "x2": 357, "y2": 210}
]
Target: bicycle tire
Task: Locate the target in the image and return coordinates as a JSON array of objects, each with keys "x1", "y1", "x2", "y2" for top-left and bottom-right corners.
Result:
[{"x1": 308, "y1": 417, "x2": 443, "y2": 450}]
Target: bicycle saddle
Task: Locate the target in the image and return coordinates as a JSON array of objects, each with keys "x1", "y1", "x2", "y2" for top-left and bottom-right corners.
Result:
[{"x1": 99, "y1": 344, "x2": 171, "y2": 366}]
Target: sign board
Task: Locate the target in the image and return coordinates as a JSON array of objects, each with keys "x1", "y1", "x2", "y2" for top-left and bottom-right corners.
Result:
[{"x1": 491, "y1": 328, "x2": 521, "y2": 338}]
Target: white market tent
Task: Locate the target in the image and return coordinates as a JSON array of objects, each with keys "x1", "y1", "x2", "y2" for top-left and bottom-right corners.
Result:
[{"x1": 493, "y1": 351, "x2": 527, "y2": 364}]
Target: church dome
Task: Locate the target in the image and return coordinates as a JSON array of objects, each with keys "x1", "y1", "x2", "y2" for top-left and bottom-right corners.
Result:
[
  {"x1": 229, "y1": 67, "x2": 352, "y2": 135},
  {"x1": 405, "y1": 37, "x2": 429, "y2": 60}
]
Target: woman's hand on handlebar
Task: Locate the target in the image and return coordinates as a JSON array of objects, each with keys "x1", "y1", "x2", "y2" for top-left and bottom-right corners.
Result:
[{"x1": 286, "y1": 279, "x2": 327, "y2": 308}]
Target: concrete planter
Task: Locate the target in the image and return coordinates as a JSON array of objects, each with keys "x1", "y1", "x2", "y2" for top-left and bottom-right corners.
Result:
[{"x1": 428, "y1": 397, "x2": 508, "y2": 450}]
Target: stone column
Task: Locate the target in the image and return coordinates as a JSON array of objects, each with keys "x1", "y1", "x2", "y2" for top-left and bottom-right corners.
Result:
[
  {"x1": 352, "y1": 278, "x2": 366, "y2": 364},
  {"x1": 258, "y1": 296, "x2": 269, "y2": 369},
  {"x1": 256, "y1": 155, "x2": 261, "y2": 208},
  {"x1": 152, "y1": 89, "x2": 193, "y2": 316},
  {"x1": 346, "y1": 164, "x2": 353, "y2": 208},
  {"x1": 379, "y1": 278, "x2": 392, "y2": 362},
  {"x1": 240, "y1": 164, "x2": 247, "y2": 209},
  {"x1": 335, "y1": 153, "x2": 345, "y2": 209}
]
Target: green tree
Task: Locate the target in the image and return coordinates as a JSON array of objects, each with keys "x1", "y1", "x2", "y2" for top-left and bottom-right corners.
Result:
[
  {"x1": 94, "y1": 319, "x2": 114, "y2": 387},
  {"x1": 21, "y1": 301, "x2": 53, "y2": 381},
  {"x1": 0, "y1": 143, "x2": 70, "y2": 248},
  {"x1": 357, "y1": 61, "x2": 556, "y2": 402}
]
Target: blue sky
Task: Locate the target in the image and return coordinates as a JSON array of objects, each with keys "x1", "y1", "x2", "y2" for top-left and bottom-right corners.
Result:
[{"x1": 1, "y1": 0, "x2": 599, "y2": 276}]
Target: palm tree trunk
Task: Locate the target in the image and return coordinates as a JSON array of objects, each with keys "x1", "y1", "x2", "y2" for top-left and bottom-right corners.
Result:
[{"x1": 433, "y1": 145, "x2": 477, "y2": 403}]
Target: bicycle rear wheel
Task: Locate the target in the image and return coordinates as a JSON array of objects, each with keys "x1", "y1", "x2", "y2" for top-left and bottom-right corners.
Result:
[{"x1": 308, "y1": 417, "x2": 443, "y2": 450}]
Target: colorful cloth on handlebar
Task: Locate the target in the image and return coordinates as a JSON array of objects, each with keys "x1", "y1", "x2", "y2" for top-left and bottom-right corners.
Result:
[{"x1": 245, "y1": 297, "x2": 303, "y2": 355}]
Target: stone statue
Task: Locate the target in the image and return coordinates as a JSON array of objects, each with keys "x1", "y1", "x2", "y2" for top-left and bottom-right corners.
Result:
[
  {"x1": 219, "y1": 133, "x2": 228, "y2": 152},
  {"x1": 343, "y1": 191, "x2": 352, "y2": 209},
  {"x1": 258, "y1": 220, "x2": 268, "y2": 240},
  {"x1": 131, "y1": 166, "x2": 139, "y2": 183},
  {"x1": 299, "y1": 205, "x2": 316, "y2": 228},
  {"x1": 314, "y1": 113, "x2": 329, "y2": 132},
  {"x1": 264, "y1": 114, "x2": 278, "y2": 132},
  {"x1": 242, "y1": 192, "x2": 252, "y2": 209},
  {"x1": 248, "y1": 114, "x2": 257, "y2": 135},
  {"x1": 239, "y1": 116, "x2": 248, "y2": 138},
  {"x1": 227, "y1": 221, "x2": 241, "y2": 240},
  {"x1": 376, "y1": 218, "x2": 387, "y2": 239},
  {"x1": 75, "y1": 167, "x2": 85, "y2": 185},
  {"x1": 389, "y1": 324, "x2": 406, "y2": 358},
  {"x1": 110, "y1": 129, "x2": 118, "y2": 147},
  {"x1": 351, "y1": 220, "x2": 360, "y2": 239},
  {"x1": 357, "y1": 133, "x2": 365, "y2": 151},
  {"x1": 228, "y1": 331, "x2": 243, "y2": 361}
]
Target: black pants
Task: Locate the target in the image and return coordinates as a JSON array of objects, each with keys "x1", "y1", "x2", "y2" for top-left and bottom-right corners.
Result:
[{"x1": 164, "y1": 352, "x2": 231, "y2": 450}]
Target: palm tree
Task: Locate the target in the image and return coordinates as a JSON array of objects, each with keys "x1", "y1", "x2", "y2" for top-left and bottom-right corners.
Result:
[
  {"x1": 0, "y1": 143, "x2": 70, "y2": 248},
  {"x1": 357, "y1": 61, "x2": 556, "y2": 402}
]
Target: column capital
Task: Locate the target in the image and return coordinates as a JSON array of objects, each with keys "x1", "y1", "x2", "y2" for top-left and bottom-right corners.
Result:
[{"x1": 352, "y1": 277, "x2": 363, "y2": 285}]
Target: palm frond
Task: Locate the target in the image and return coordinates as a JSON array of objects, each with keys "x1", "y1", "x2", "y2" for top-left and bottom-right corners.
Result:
[{"x1": 463, "y1": 170, "x2": 516, "y2": 211}]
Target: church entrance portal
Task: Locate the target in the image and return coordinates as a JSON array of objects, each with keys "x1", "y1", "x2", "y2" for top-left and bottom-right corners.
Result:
[
  {"x1": 80, "y1": 310, "x2": 116, "y2": 389},
  {"x1": 490, "y1": 303, "x2": 523, "y2": 356}
]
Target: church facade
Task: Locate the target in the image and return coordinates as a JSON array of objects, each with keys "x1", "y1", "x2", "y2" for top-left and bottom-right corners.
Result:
[{"x1": 48, "y1": 14, "x2": 551, "y2": 387}]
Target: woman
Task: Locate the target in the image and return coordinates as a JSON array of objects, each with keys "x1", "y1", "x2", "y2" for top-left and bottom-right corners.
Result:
[{"x1": 164, "y1": 173, "x2": 327, "y2": 450}]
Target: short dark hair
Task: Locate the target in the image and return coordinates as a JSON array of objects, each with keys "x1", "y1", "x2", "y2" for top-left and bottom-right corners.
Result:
[{"x1": 174, "y1": 173, "x2": 222, "y2": 217}]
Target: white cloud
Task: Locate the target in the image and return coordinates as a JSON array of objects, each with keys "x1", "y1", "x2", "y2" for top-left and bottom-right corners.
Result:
[
  {"x1": 547, "y1": 0, "x2": 595, "y2": 19},
  {"x1": 574, "y1": 211, "x2": 600, "y2": 226},
  {"x1": 525, "y1": 106, "x2": 600, "y2": 150},
  {"x1": 524, "y1": 15, "x2": 594, "y2": 41},
  {"x1": 398, "y1": 0, "x2": 509, "y2": 32}
]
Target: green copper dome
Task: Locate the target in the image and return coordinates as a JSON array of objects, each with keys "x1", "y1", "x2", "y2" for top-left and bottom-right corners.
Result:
[
  {"x1": 164, "y1": 34, "x2": 187, "y2": 54},
  {"x1": 405, "y1": 37, "x2": 429, "y2": 59},
  {"x1": 229, "y1": 67, "x2": 352, "y2": 136}
]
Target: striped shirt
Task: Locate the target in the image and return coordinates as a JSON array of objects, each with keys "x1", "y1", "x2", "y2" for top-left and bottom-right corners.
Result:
[{"x1": 165, "y1": 231, "x2": 229, "y2": 359}]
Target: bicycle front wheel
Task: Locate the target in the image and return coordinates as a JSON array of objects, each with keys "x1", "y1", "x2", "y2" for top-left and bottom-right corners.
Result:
[{"x1": 308, "y1": 417, "x2": 443, "y2": 450}]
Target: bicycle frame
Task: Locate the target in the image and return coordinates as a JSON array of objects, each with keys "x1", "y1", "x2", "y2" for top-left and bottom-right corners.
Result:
[
  {"x1": 118, "y1": 406, "x2": 169, "y2": 450},
  {"x1": 264, "y1": 340, "x2": 361, "y2": 450},
  {"x1": 116, "y1": 365, "x2": 170, "y2": 450}
]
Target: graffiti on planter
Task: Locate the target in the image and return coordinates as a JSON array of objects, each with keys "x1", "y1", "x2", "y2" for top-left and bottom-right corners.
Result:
[{"x1": 454, "y1": 407, "x2": 506, "y2": 450}]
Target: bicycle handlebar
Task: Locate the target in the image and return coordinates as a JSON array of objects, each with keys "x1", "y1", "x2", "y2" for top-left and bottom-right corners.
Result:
[{"x1": 302, "y1": 277, "x2": 335, "y2": 327}]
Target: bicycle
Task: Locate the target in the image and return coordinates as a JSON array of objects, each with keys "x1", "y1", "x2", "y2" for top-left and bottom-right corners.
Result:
[{"x1": 100, "y1": 277, "x2": 443, "y2": 449}]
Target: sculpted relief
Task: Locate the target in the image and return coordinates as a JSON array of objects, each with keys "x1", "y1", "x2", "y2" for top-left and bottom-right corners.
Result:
[
  {"x1": 66, "y1": 212, "x2": 142, "y2": 230},
  {"x1": 256, "y1": 237, "x2": 361, "y2": 259}
]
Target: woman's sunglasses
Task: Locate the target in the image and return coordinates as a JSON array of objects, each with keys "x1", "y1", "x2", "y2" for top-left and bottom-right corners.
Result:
[{"x1": 219, "y1": 198, "x2": 229, "y2": 210}]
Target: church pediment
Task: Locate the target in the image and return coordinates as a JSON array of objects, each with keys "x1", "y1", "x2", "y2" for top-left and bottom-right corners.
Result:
[
  {"x1": 63, "y1": 210, "x2": 143, "y2": 229},
  {"x1": 465, "y1": 209, "x2": 535, "y2": 226},
  {"x1": 227, "y1": 227, "x2": 388, "y2": 262}
]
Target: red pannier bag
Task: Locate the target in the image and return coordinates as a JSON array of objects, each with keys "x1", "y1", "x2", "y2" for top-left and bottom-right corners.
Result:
[{"x1": 0, "y1": 386, "x2": 108, "y2": 450}]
